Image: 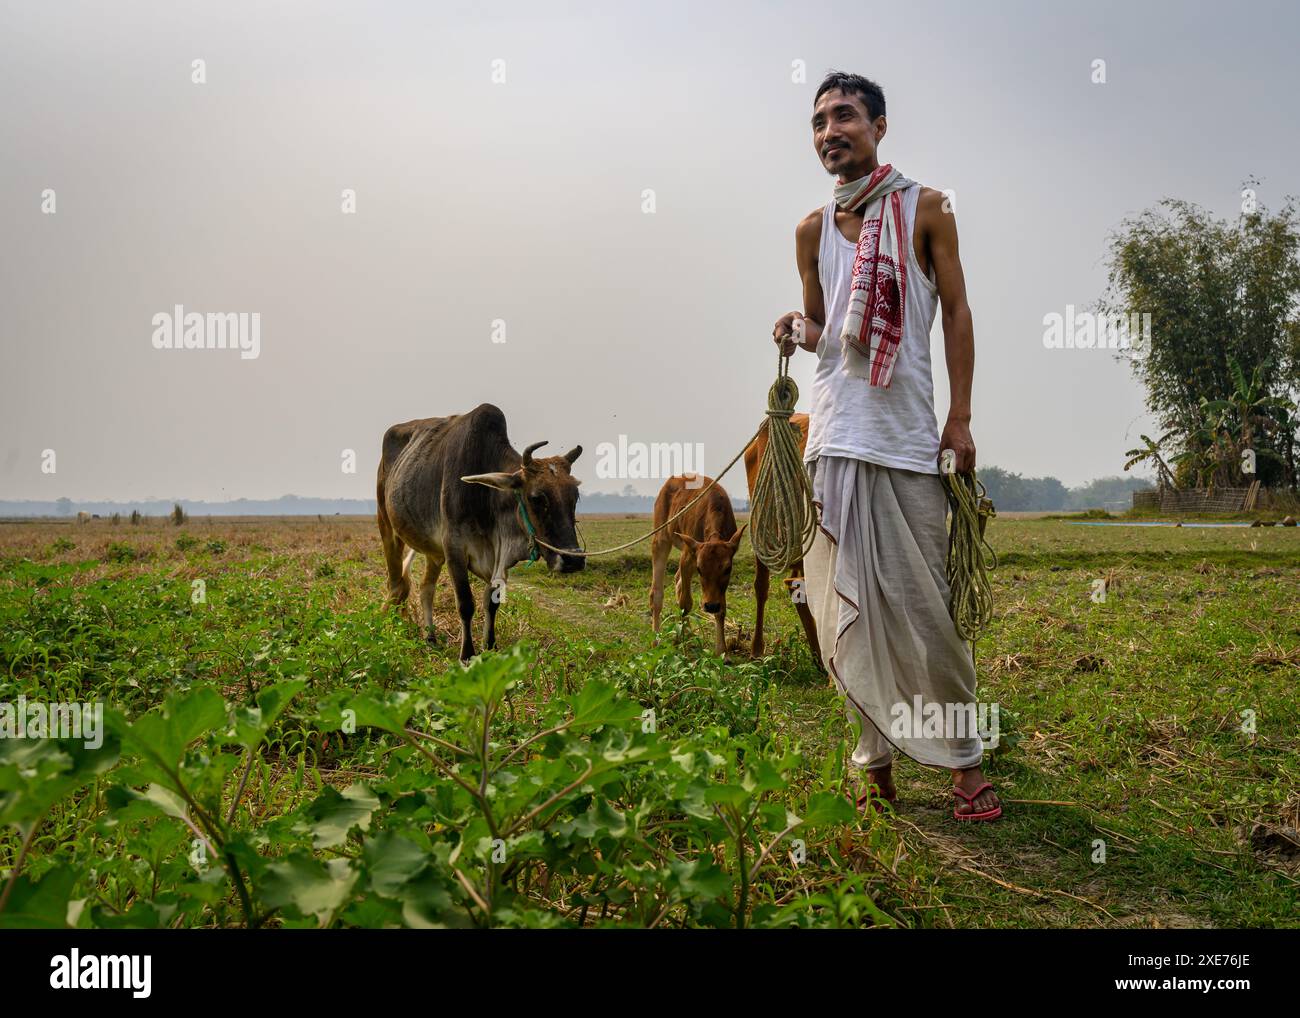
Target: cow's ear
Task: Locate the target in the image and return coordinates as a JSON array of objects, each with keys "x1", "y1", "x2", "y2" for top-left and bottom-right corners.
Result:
[
  {"x1": 729, "y1": 524, "x2": 748, "y2": 549},
  {"x1": 676, "y1": 532, "x2": 698, "y2": 552},
  {"x1": 564, "y1": 445, "x2": 583, "y2": 465},
  {"x1": 461, "y1": 470, "x2": 524, "y2": 491}
]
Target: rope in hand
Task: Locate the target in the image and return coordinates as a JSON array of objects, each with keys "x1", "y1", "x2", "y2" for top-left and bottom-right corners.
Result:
[
  {"x1": 941, "y1": 468, "x2": 997, "y2": 643},
  {"x1": 748, "y1": 353, "x2": 817, "y2": 571}
]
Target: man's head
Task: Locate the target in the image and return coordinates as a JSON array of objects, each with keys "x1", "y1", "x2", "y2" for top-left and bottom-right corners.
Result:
[
  {"x1": 677, "y1": 525, "x2": 746, "y2": 615},
  {"x1": 812, "y1": 71, "x2": 887, "y2": 181}
]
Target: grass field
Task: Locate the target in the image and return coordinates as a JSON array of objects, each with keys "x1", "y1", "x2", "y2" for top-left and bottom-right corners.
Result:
[{"x1": 1, "y1": 514, "x2": 1297, "y2": 928}]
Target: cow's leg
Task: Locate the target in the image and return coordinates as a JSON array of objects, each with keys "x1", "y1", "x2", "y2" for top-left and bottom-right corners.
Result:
[
  {"x1": 377, "y1": 505, "x2": 410, "y2": 605},
  {"x1": 788, "y1": 560, "x2": 825, "y2": 672},
  {"x1": 419, "y1": 555, "x2": 443, "y2": 642},
  {"x1": 483, "y1": 571, "x2": 505, "y2": 651},
  {"x1": 649, "y1": 536, "x2": 670, "y2": 636},
  {"x1": 752, "y1": 559, "x2": 770, "y2": 656},
  {"x1": 446, "y1": 552, "x2": 477, "y2": 661}
]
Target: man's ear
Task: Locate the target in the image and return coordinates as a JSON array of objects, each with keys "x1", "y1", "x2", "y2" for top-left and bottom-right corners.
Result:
[
  {"x1": 461, "y1": 470, "x2": 524, "y2": 491},
  {"x1": 676, "y1": 532, "x2": 698, "y2": 552},
  {"x1": 729, "y1": 523, "x2": 748, "y2": 549}
]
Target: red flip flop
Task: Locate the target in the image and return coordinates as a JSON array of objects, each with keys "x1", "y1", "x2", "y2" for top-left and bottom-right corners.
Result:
[{"x1": 952, "y1": 781, "x2": 1002, "y2": 822}]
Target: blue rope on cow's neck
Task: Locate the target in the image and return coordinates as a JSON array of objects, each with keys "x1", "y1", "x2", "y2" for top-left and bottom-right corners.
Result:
[{"x1": 516, "y1": 492, "x2": 539, "y2": 566}]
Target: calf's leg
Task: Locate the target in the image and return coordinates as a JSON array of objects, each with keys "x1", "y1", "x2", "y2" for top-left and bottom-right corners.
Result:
[
  {"x1": 713, "y1": 606, "x2": 728, "y2": 657},
  {"x1": 675, "y1": 553, "x2": 695, "y2": 617},
  {"x1": 649, "y1": 537, "x2": 670, "y2": 635}
]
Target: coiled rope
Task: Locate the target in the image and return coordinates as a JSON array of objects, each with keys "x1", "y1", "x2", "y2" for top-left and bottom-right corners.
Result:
[
  {"x1": 748, "y1": 354, "x2": 817, "y2": 571},
  {"x1": 942, "y1": 469, "x2": 998, "y2": 643}
]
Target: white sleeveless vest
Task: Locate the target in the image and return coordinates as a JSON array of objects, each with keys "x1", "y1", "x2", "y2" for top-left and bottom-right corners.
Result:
[{"x1": 804, "y1": 183, "x2": 941, "y2": 475}]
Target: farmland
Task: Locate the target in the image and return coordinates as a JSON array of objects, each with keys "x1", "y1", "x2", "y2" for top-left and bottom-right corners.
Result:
[{"x1": 0, "y1": 515, "x2": 1297, "y2": 928}]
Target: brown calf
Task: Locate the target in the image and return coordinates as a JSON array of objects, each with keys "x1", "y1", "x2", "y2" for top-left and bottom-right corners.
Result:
[
  {"x1": 743, "y1": 413, "x2": 823, "y2": 668},
  {"x1": 650, "y1": 475, "x2": 746, "y2": 657}
]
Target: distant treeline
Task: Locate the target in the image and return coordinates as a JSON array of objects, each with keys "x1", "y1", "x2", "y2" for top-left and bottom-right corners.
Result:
[
  {"x1": 0, "y1": 496, "x2": 380, "y2": 518},
  {"x1": 976, "y1": 468, "x2": 1153, "y2": 512},
  {"x1": 1, "y1": 469, "x2": 1153, "y2": 518}
]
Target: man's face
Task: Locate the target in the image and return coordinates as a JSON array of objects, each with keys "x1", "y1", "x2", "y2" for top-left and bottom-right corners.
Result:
[{"x1": 811, "y1": 88, "x2": 886, "y2": 181}]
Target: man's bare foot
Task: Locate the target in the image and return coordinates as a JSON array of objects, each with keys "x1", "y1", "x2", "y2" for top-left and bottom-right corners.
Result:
[
  {"x1": 951, "y1": 765, "x2": 1001, "y2": 820},
  {"x1": 851, "y1": 762, "x2": 897, "y2": 813}
]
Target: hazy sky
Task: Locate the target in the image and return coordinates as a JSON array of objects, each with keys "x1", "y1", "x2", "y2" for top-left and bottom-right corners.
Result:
[{"x1": 3, "y1": 0, "x2": 1297, "y2": 500}]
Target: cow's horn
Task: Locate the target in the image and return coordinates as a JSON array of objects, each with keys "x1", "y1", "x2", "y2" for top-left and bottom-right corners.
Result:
[
  {"x1": 522, "y1": 441, "x2": 548, "y2": 467},
  {"x1": 564, "y1": 445, "x2": 583, "y2": 465}
]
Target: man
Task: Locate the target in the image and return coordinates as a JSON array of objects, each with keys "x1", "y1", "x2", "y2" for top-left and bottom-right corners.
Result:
[{"x1": 773, "y1": 71, "x2": 1001, "y2": 821}]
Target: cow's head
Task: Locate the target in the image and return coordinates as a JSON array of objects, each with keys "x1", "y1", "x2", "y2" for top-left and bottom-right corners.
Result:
[
  {"x1": 461, "y1": 441, "x2": 585, "y2": 572},
  {"x1": 677, "y1": 525, "x2": 747, "y2": 615}
]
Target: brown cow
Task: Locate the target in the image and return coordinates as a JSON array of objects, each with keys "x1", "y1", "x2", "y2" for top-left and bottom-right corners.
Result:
[
  {"x1": 650, "y1": 475, "x2": 746, "y2": 657},
  {"x1": 744, "y1": 413, "x2": 823, "y2": 668}
]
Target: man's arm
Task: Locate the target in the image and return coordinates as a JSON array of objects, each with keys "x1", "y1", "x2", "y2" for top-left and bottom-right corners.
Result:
[
  {"x1": 774, "y1": 209, "x2": 827, "y2": 353},
  {"x1": 919, "y1": 187, "x2": 976, "y2": 472}
]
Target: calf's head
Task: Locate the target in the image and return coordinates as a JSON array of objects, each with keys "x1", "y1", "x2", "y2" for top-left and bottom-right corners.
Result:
[
  {"x1": 678, "y1": 525, "x2": 747, "y2": 614},
  {"x1": 462, "y1": 441, "x2": 585, "y2": 572}
]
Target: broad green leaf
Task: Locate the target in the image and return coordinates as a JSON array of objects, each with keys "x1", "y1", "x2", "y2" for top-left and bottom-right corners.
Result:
[
  {"x1": 0, "y1": 735, "x2": 120, "y2": 828},
  {"x1": 231, "y1": 678, "x2": 307, "y2": 748},
  {"x1": 257, "y1": 855, "x2": 359, "y2": 927},
  {"x1": 799, "y1": 791, "x2": 856, "y2": 827},
  {"x1": 0, "y1": 866, "x2": 78, "y2": 929},
  {"x1": 301, "y1": 783, "x2": 380, "y2": 849},
  {"x1": 114, "y1": 686, "x2": 226, "y2": 772},
  {"x1": 363, "y1": 831, "x2": 430, "y2": 896}
]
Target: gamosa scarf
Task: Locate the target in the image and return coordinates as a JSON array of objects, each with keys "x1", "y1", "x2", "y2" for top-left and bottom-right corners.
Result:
[{"x1": 833, "y1": 163, "x2": 916, "y2": 387}]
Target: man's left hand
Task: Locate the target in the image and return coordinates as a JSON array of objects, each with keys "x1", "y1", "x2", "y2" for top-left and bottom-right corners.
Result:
[{"x1": 939, "y1": 417, "x2": 976, "y2": 474}]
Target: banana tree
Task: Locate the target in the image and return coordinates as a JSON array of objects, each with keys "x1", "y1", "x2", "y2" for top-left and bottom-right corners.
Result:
[{"x1": 1123, "y1": 433, "x2": 1179, "y2": 494}]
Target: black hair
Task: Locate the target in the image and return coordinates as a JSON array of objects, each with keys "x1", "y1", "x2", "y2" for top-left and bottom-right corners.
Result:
[{"x1": 814, "y1": 71, "x2": 886, "y2": 121}]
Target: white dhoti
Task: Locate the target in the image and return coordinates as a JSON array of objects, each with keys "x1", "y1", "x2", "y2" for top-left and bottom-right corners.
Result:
[{"x1": 803, "y1": 455, "x2": 983, "y2": 771}]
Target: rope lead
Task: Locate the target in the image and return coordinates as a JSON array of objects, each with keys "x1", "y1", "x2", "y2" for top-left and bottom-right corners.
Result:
[
  {"x1": 942, "y1": 470, "x2": 997, "y2": 643},
  {"x1": 748, "y1": 354, "x2": 818, "y2": 571}
]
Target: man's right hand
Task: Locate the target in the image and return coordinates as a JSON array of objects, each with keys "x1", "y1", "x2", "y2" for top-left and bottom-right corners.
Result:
[{"x1": 773, "y1": 311, "x2": 808, "y2": 355}]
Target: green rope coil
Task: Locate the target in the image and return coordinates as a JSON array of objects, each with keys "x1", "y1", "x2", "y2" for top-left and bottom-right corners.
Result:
[
  {"x1": 942, "y1": 470, "x2": 997, "y2": 643},
  {"x1": 749, "y1": 355, "x2": 818, "y2": 572}
]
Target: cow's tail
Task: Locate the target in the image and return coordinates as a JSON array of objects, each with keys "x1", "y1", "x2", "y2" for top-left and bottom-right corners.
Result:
[{"x1": 401, "y1": 547, "x2": 417, "y2": 576}]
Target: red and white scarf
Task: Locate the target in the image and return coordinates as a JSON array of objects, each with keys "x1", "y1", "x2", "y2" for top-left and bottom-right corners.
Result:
[{"x1": 834, "y1": 163, "x2": 916, "y2": 388}]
